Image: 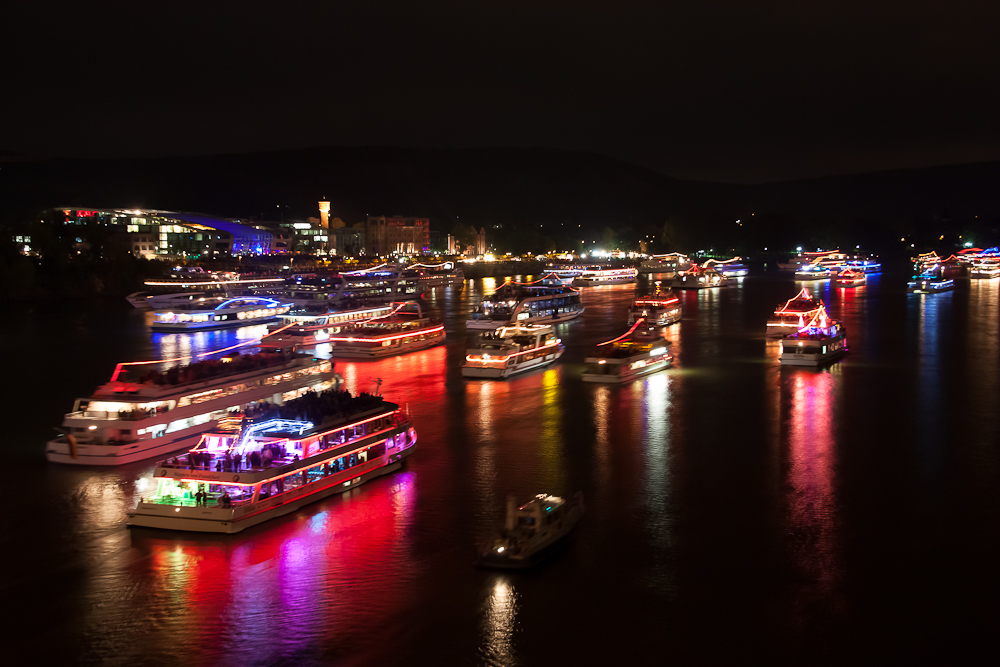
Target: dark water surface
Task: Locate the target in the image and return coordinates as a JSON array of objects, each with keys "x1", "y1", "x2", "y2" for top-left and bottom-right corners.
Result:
[{"x1": 4, "y1": 271, "x2": 999, "y2": 665}]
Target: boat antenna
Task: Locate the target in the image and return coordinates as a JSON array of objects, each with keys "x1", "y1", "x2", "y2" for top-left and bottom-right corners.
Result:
[{"x1": 374, "y1": 377, "x2": 383, "y2": 397}]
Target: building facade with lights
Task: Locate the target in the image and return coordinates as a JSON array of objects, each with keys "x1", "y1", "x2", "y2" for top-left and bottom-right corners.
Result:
[
  {"x1": 365, "y1": 216, "x2": 430, "y2": 256},
  {"x1": 54, "y1": 208, "x2": 275, "y2": 258}
]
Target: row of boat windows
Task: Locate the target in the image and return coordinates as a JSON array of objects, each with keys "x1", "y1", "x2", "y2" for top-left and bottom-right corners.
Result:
[
  {"x1": 150, "y1": 442, "x2": 390, "y2": 507},
  {"x1": 176, "y1": 364, "x2": 331, "y2": 407},
  {"x1": 303, "y1": 417, "x2": 401, "y2": 456}
]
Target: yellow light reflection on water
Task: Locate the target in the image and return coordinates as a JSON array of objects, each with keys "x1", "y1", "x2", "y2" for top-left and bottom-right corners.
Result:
[{"x1": 538, "y1": 368, "x2": 566, "y2": 491}]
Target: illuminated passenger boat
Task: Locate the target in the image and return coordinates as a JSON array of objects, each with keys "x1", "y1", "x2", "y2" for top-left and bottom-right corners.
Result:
[
  {"x1": 843, "y1": 257, "x2": 882, "y2": 273},
  {"x1": 835, "y1": 268, "x2": 867, "y2": 287},
  {"x1": 907, "y1": 267, "x2": 954, "y2": 293},
  {"x1": 794, "y1": 263, "x2": 837, "y2": 280},
  {"x1": 672, "y1": 263, "x2": 728, "y2": 289},
  {"x1": 779, "y1": 306, "x2": 847, "y2": 366},
  {"x1": 705, "y1": 257, "x2": 749, "y2": 277},
  {"x1": 476, "y1": 493, "x2": 585, "y2": 569},
  {"x1": 466, "y1": 283, "x2": 584, "y2": 330},
  {"x1": 259, "y1": 305, "x2": 393, "y2": 349},
  {"x1": 969, "y1": 254, "x2": 1000, "y2": 279},
  {"x1": 540, "y1": 268, "x2": 580, "y2": 286},
  {"x1": 462, "y1": 324, "x2": 564, "y2": 379},
  {"x1": 126, "y1": 391, "x2": 416, "y2": 533},
  {"x1": 766, "y1": 288, "x2": 823, "y2": 338},
  {"x1": 405, "y1": 261, "x2": 465, "y2": 287},
  {"x1": 581, "y1": 321, "x2": 672, "y2": 383},
  {"x1": 152, "y1": 296, "x2": 293, "y2": 331},
  {"x1": 638, "y1": 253, "x2": 690, "y2": 274},
  {"x1": 572, "y1": 266, "x2": 638, "y2": 286},
  {"x1": 46, "y1": 352, "x2": 339, "y2": 465},
  {"x1": 627, "y1": 284, "x2": 681, "y2": 327},
  {"x1": 326, "y1": 302, "x2": 445, "y2": 358}
]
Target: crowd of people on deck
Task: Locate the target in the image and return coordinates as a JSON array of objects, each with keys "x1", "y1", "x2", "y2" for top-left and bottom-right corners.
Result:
[{"x1": 137, "y1": 350, "x2": 300, "y2": 385}]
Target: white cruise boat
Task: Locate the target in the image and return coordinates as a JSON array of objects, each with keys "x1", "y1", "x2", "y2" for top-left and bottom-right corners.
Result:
[
  {"x1": 462, "y1": 324, "x2": 564, "y2": 379},
  {"x1": 779, "y1": 306, "x2": 847, "y2": 366},
  {"x1": 405, "y1": 262, "x2": 465, "y2": 288},
  {"x1": 794, "y1": 263, "x2": 837, "y2": 280},
  {"x1": 572, "y1": 266, "x2": 638, "y2": 285},
  {"x1": 540, "y1": 268, "x2": 580, "y2": 286},
  {"x1": 476, "y1": 493, "x2": 585, "y2": 569},
  {"x1": 46, "y1": 351, "x2": 340, "y2": 465},
  {"x1": 152, "y1": 296, "x2": 293, "y2": 331},
  {"x1": 129, "y1": 273, "x2": 286, "y2": 309},
  {"x1": 259, "y1": 305, "x2": 392, "y2": 349},
  {"x1": 766, "y1": 288, "x2": 824, "y2": 338},
  {"x1": 834, "y1": 268, "x2": 867, "y2": 287},
  {"x1": 704, "y1": 257, "x2": 749, "y2": 277},
  {"x1": 581, "y1": 323, "x2": 673, "y2": 383},
  {"x1": 126, "y1": 391, "x2": 416, "y2": 533},
  {"x1": 627, "y1": 284, "x2": 681, "y2": 327},
  {"x1": 970, "y1": 256, "x2": 1000, "y2": 279},
  {"x1": 779, "y1": 250, "x2": 847, "y2": 273},
  {"x1": 638, "y1": 253, "x2": 690, "y2": 274},
  {"x1": 672, "y1": 263, "x2": 728, "y2": 289},
  {"x1": 326, "y1": 302, "x2": 446, "y2": 358},
  {"x1": 466, "y1": 283, "x2": 585, "y2": 330}
]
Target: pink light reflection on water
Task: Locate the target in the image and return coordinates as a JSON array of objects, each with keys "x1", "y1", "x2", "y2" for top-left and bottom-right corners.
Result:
[{"x1": 783, "y1": 368, "x2": 844, "y2": 608}]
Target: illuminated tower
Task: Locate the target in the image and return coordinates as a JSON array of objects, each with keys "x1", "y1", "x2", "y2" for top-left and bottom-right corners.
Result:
[{"x1": 318, "y1": 199, "x2": 330, "y2": 229}]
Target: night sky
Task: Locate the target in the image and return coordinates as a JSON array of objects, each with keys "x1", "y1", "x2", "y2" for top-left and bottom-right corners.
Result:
[{"x1": 6, "y1": 1, "x2": 1000, "y2": 182}]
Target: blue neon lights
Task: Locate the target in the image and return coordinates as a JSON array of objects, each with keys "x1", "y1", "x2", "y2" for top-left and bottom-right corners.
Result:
[{"x1": 213, "y1": 297, "x2": 283, "y2": 310}]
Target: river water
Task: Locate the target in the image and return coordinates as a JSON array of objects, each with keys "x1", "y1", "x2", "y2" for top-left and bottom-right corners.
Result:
[{"x1": 4, "y1": 270, "x2": 999, "y2": 666}]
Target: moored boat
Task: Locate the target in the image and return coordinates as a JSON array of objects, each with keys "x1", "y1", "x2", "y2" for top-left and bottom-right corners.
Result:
[
  {"x1": 705, "y1": 257, "x2": 749, "y2": 277},
  {"x1": 476, "y1": 493, "x2": 585, "y2": 569},
  {"x1": 46, "y1": 351, "x2": 339, "y2": 465},
  {"x1": 779, "y1": 306, "x2": 847, "y2": 366},
  {"x1": 794, "y1": 263, "x2": 836, "y2": 280},
  {"x1": 325, "y1": 302, "x2": 445, "y2": 358},
  {"x1": 259, "y1": 305, "x2": 393, "y2": 349},
  {"x1": 126, "y1": 390, "x2": 416, "y2": 533},
  {"x1": 462, "y1": 323, "x2": 564, "y2": 379},
  {"x1": 766, "y1": 288, "x2": 824, "y2": 338},
  {"x1": 581, "y1": 321, "x2": 672, "y2": 383}
]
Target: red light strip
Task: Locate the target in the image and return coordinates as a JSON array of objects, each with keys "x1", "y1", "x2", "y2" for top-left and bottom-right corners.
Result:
[
  {"x1": 109, "y1": 322, "x2": 297, "y2": 381},
  {"x1": 633, "y1": 298, "x2": 679, "y2": 306},
  {"x1": 144, "y1": 278, "x2": 285, "y2": 286},
  {"x1": 465, "y1": 339, "x2": 562, "y2": 363},
  {"x1": 597, "y1": 319, "x2": 644, "y2": 346},
  {"x1": 774, "y1": 288, "x2": 816, "y2": 315},
  {"x1": 327, "y1": 324, "x2": 445, "y2": 343}
]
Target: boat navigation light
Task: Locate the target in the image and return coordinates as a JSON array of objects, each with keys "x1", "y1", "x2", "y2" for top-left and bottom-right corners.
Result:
[
  {"x1": 497, "y1": 546, "x2": 505, "y2": 553},
  {"x1": 650, "y1": 347, "x2": 667, "y2": 356},
  {"x1": 598, "y1": 360, "x2": 606, "y2": 364}
]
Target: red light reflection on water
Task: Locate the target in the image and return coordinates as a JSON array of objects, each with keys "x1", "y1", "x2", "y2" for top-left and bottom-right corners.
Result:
[
  {"x1": 132, "y1": 472, "x2": 418, "y2": 665},
  {"x1": 782, "y1": 369, "x2": 843, "y2": 602}
]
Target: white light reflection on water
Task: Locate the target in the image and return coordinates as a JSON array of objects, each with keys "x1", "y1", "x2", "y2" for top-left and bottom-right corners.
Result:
[
  {"x1": 477, "y1": 576, "x2": 520, "y2": 667},
  {"x1": 638, "y1": 372, "x2": 675, "y2": 585}
]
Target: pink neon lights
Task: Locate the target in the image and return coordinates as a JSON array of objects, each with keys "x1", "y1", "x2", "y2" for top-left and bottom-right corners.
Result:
[
  {"x1": 598, "y1": 319, "x2": 644, "y2": 346},
  {"x1": 633, "y1": 298, "x2": 679, "y2": 307}
]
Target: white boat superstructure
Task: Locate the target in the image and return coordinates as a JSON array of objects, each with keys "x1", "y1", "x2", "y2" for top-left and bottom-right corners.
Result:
[
  {"x1": 126, "y1": 392, "x2": 416, "y2": 533},
  {"x1": 462, "y1": 323, "x2": 564, "y2": 378},
  {"x1": 405, "y1": 262, "x2": 466, "y2": 287},
  {"x1": 540, "y1": 268, "x2": 580, "y2": 286},
  {"x1": 835, "y1": 268, "x2": 867, "y2": 287},
  {"x1": 466, "y1": 284, "x2": 585, "y2": 330},
  {"x1": 704, "y1": 257, "x2": 749, "y2": 277},
  {"x1": 326, "y1": 302, "x2": 446, "y2": 358},
  {"x1": 779, "y1": 306, "x2": 847, "y2": 366},
  {"x1": 152, "y1": 296, "x2": 293, "y2": 331},
  {"x1": 573, "y1": 266, "x2": 638, "y2": 285},
  {"x1": 46, "y1": 352, "x2": 340, "y2": 465},
  {"x1": 639, "y1": 253, "x2": 690, "y2": 274}
]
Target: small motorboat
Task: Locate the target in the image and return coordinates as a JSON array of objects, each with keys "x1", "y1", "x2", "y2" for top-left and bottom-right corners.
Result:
[{"x1": 476, "y1": 493, "x2": 585, "y2": 569}]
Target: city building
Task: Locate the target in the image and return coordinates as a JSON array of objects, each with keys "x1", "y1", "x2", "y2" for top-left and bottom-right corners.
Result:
[
  {"x1": 365, "y1": 216, "x2": 430, "y2": 255},
  {"x1": 53, "y1": 208, "x2": 275, "y2": 257}
]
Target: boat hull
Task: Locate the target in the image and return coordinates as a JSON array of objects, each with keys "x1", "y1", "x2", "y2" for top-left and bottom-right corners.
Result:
[
  {"x1": 327, "y1": 335, "x2": 445, "y2": 359},
  {"x1": 581, "y1": 357, "x2": 671, "y2": 383},
  {"x1": 779, "y1": 349, "x2": 846, "y2": 366},
  {"x1": 46, "y1": 429, "x2": 210, "y2": 466},
  {"x1": 150, "y1": 316, "x2": 279, "y2": 332}
]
